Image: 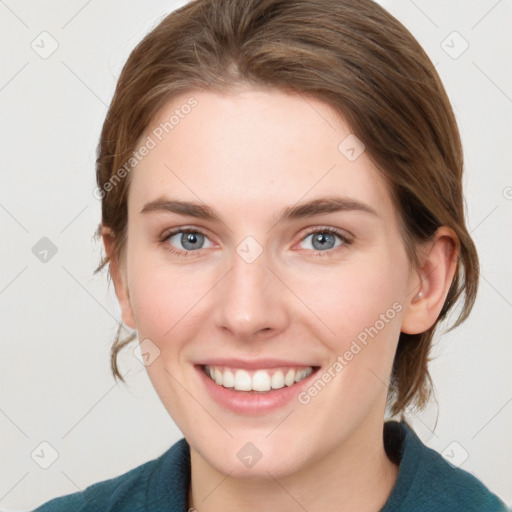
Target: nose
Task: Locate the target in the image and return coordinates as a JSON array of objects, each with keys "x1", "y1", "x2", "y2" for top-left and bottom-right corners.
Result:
[{"x1": 214, "y1": 248, "x2": 289, "y2": 342}]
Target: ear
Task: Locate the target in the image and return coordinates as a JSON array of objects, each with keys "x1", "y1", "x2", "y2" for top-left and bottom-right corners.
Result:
[
  {"x1": 101, "y1": 225, "x2": 136, "y2": 330},
  {"x1": 401, "y1": 226, "x2": 459, "y2": 334}
]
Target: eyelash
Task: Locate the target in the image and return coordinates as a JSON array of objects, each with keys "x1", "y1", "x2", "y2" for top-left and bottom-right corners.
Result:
[{"x1": 159, "y1": 226, "x2": 352, "y2": 259}]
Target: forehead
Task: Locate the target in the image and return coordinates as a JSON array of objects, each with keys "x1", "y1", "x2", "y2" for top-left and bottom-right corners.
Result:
[{"x1": 128, "y1": 87, "x2": 396, "y2": 222}]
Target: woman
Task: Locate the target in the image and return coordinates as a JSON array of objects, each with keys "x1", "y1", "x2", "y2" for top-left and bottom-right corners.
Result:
[{"x1": 32, "y1": 0, "x2": 509, "y2": 510}]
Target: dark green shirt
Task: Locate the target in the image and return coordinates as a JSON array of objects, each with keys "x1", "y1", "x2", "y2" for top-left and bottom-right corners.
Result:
[{"x1": 31, "y1": 421, "x2": 509, "y2": 511}]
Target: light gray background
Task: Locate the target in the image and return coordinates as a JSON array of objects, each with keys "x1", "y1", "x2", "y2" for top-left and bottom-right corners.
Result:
[{"x1": 0, "y1": 1, "x2": 511, "y2": 510}]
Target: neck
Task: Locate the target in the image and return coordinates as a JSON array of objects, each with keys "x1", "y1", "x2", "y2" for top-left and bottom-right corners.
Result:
[{"x1": 188, "y1": 415, "x2": 399, "y2": 512}]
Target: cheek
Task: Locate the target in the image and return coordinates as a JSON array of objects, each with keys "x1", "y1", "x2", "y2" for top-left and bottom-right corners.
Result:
[
  {"x1": 295, "y1": 252, "x2": 407, "y2": 347},
  {"x1": 292, "y1": 253, "x2": 408, "y2": 412},
  {"x1": 126, "y1": 247, "x2": 210, "y2": 342},
  {"x1": 293, "y1": 258, "x2": 407, "y2": 417}
]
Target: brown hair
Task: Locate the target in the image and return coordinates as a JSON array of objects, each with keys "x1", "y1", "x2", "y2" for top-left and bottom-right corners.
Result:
[{"x1": 94, "y1": 0, "x2": 479, "y2": 416}]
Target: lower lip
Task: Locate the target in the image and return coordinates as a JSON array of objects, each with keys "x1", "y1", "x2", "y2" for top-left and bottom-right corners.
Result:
[{"x1": 196, "y1": 365, "x2": 320, "y2": 415}]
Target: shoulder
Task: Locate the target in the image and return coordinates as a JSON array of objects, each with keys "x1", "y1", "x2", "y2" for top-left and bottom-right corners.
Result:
[
  {"x1": 30, "y1": 438, "x2": 190, "y2": 512},
  {"x1": 383, "y1": 421, "x2": 510, "y2": 512},
  {"x1": 30, "y1": 456, "x2": 159, "y2": 512}
]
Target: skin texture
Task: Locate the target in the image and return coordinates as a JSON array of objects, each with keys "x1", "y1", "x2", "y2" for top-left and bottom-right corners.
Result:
[{"x1": 103, "y1": 86, "x2": 458, "y2": 511}]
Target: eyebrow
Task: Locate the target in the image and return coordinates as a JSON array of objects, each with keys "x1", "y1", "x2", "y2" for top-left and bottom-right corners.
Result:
[{"x1": 140, "y1": 196, "x2": 378, "y2": 223}]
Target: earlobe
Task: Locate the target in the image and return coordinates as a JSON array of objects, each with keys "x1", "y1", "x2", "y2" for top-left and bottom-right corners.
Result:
[
  {"x1": 101, "y1": 225, "x2": 137, "y2": 330},
  {"x1": 401, "y1": 227, "x2": 459, "y2": 335},
  {"x1": 411, "y1": 290, "x2": 424, "y2": 303}
]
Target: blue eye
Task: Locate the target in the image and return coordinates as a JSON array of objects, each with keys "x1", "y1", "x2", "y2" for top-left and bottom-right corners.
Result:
[
  {"x1": 160, "y1": 226, "x2": 351, "y2": 258},
  {"x1": 301, "y1": 231, "x2": 342, "y2": 251},
  {"x1": 299, "y1": 228, "x2": 350, "y2": 254},
  {"x1": 162, "y1": 229, "x2": 213, "y2": 255}
]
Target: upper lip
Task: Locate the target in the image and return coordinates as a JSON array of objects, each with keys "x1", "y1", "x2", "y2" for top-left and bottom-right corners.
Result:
[{"x1": 195, "y1": 358, "x2": 320, "y2": 370}]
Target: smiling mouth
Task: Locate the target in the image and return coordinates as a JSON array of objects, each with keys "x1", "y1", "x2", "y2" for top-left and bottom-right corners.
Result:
[{"x1": 202, "y1": 364, "x2": 320, "y2": 393}]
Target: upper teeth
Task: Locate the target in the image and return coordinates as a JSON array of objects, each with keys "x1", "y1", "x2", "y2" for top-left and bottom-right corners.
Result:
[{"x1": 204, "y1": 366, "x2": 314, "y2": 392}]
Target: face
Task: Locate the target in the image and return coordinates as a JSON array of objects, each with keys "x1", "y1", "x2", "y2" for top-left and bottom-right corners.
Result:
[{"x1": 115, "y1": 86, "x2": 418, "y2": 479}]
